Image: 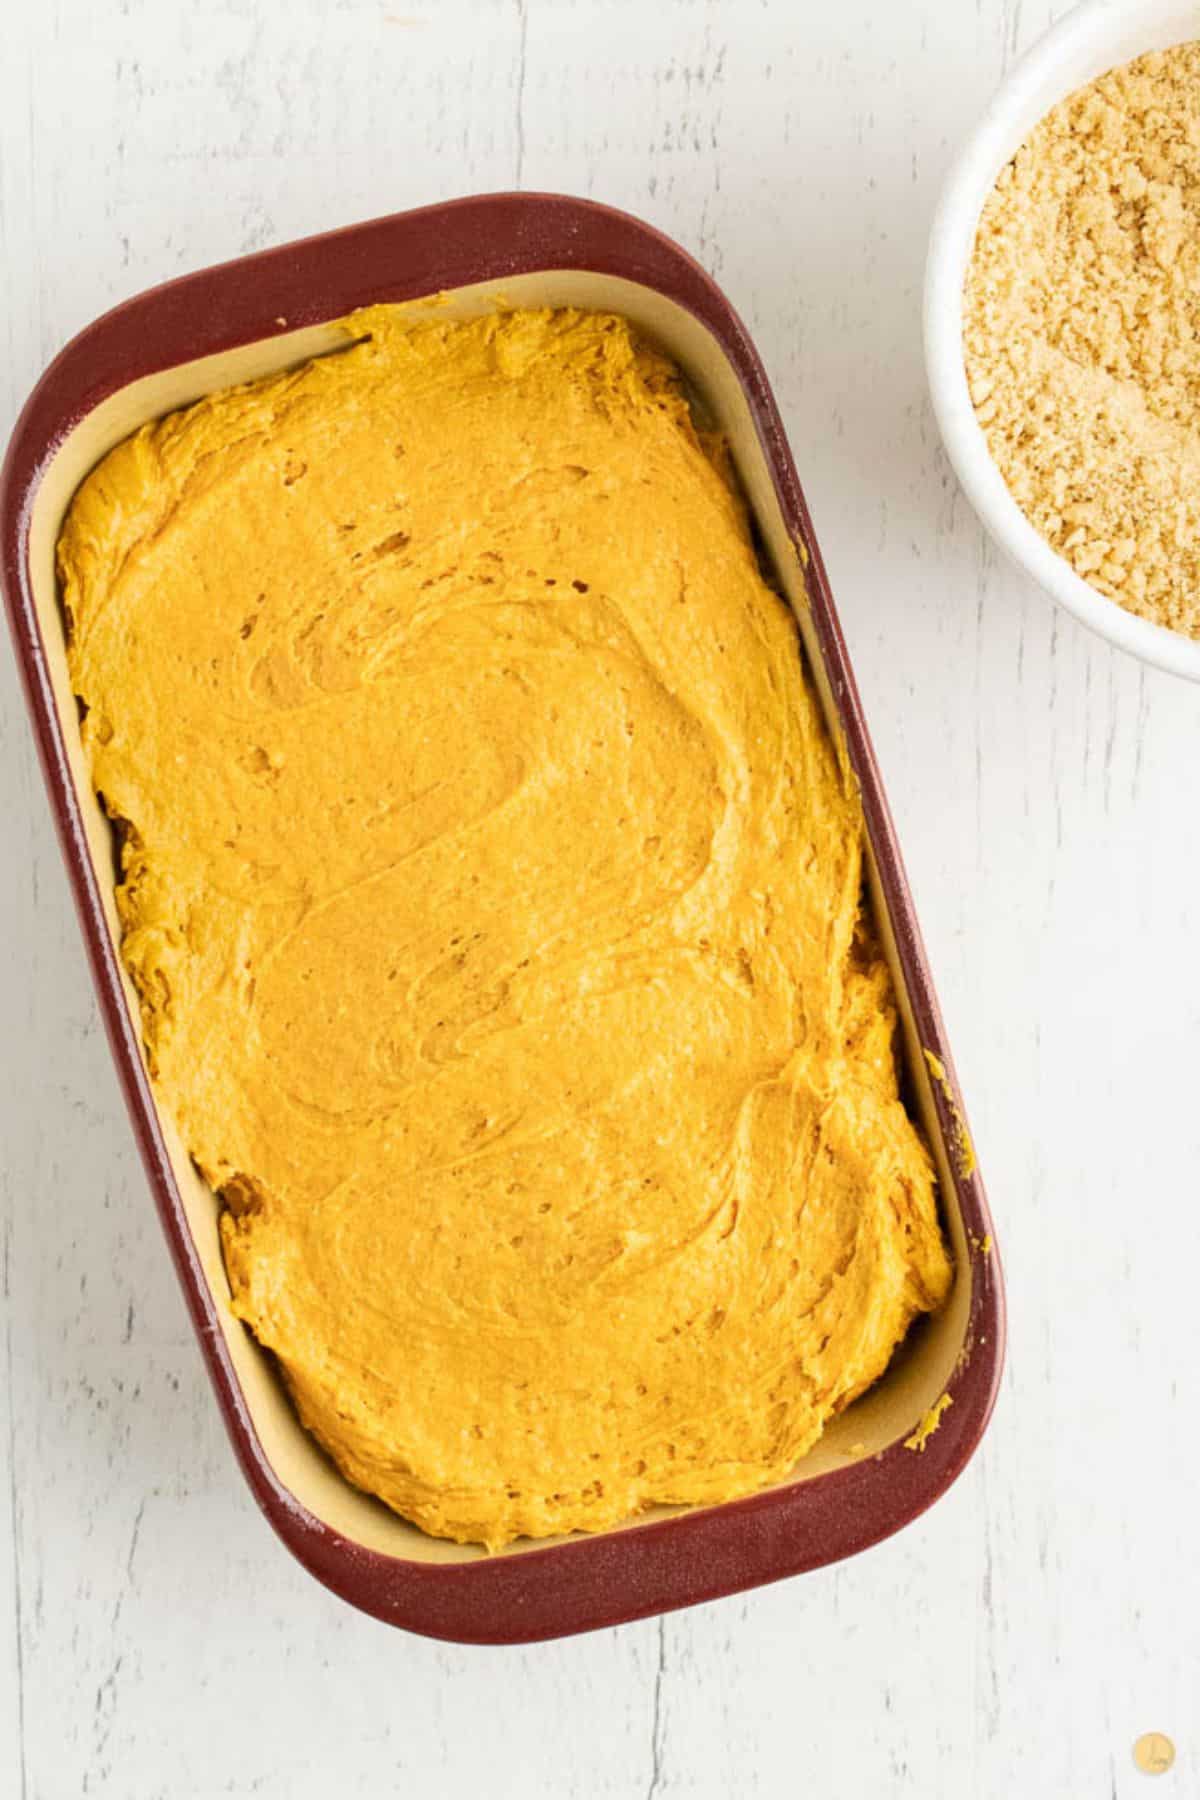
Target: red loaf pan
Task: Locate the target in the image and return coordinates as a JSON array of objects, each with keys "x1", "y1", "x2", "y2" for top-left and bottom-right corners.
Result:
[{"x1": 1, "y1": 194, "x2": 1003, "y2": 1643}]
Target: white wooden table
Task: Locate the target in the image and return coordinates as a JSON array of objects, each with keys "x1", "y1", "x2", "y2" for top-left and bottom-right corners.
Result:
[{"x1": 3, "y1": 2, "x2": 1197, "y2": 1794}]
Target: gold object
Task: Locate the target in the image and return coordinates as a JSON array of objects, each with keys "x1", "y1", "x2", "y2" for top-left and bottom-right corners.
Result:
[{"x1": 1133, "y1": 1732, "x2": 1175, "y2": 1776}]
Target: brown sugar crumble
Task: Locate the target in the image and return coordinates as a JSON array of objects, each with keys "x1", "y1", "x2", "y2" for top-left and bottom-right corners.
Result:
[{"x1": 964, "y1": 43, "x2": 1200, "y2": 640}]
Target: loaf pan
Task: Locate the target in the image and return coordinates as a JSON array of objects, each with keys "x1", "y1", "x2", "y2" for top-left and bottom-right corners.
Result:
[{"x1": 0, "y1": 194, "x2": 1004, "y2": 1643}]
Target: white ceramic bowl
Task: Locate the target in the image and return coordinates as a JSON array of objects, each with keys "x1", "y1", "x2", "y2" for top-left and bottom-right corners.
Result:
[{"x1": 924, "y1": 0, "x2": 1200, "y2": 683}]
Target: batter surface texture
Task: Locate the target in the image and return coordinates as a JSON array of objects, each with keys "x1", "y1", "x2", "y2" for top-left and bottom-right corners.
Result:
[{"x1": 60, "y1": 306, "x2": 951, "y2": 1547}]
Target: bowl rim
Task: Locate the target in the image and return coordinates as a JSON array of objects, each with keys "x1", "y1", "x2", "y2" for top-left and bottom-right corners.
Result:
[
  {"x1": 924, "y1": 0, "x2": 1200, "y2": 683},
  {"x1": 1, "y1": 192, "x2": 1005, "y2": 1642}
]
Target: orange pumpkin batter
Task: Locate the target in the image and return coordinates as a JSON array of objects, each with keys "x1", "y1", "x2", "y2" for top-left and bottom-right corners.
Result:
[{"x1": 59, "y1": 306, "x2": 951, "y2": 1547}]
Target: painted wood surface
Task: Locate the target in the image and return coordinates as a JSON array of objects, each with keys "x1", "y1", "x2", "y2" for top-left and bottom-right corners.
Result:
[{"x1": 2, "y1": 2, "x2": 1196, "y2": 1794}]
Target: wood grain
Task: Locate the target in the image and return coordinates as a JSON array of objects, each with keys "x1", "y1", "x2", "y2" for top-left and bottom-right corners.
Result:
[{"x1": 3, "y1": 2, "x2": 1197, "y2": 1794}]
